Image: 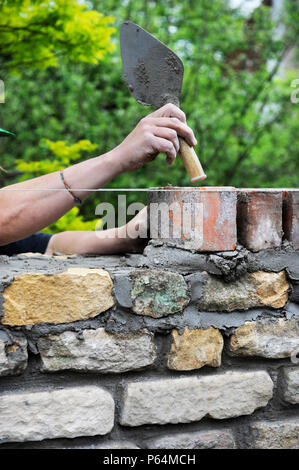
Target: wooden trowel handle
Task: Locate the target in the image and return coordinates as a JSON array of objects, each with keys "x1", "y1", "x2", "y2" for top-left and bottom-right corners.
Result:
[{"x1": 178, "y1": 137, "x2": 206, "y2": 183}]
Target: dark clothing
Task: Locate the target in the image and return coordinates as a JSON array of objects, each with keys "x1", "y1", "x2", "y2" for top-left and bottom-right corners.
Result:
[{"x1": 0, "y1": 232, "x2": 52, "y2": 256}]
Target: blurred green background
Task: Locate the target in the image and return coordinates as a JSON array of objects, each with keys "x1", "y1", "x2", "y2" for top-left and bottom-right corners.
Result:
[{"x1": 0, "y1": 0, "x2": 298, "y2": 232}]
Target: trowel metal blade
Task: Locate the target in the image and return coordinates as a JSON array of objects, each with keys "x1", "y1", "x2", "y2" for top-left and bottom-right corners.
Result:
[{"x1": 120, "y1": 21, "x2": 184, "y2": 108}]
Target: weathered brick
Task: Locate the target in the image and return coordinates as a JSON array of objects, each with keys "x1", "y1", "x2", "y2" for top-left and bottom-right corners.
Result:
[
  {"x1": 120, "y1": 371, "x2": 273, "y2": 427},
  {"x1": 0, "y1": 333, "x2": 27, "y2": 376},
  {"x1": 248, "y1": 419, "x2": 299, "y2": 449},
  {"x1": 1, "y1": 267, "x2": 114, "y2": 326},
  {"x1": 131, "y1": 269, "x2": 189, "y2": 318},
  {"x1": 148, "y1": 187, "x2": 237, "y2": 252},
  {"x1": 237, "y1": 189, "x2": 282, "y2": 251},
  {"x1": 0, "y1": 386, "x2": 114, "y2": 442},
  {"x1": 38, "y1": 328, "x2": 156, "y2": 373},
  {"x1": 229, "y1": 319, "x2": 299, "y2": 358},
  {"x1": 167, "y1": 327, "x2": 223, "y2": 370},
  {"x1": 146, "y1": 429, "x2": 236, "y2": 449},
  {"x1": 199, "y1": 270, "x2": 288, "y2": 311},
  {"x1": 283, "y1": 190, "x2": 299, "y2": 250},
  {"x1": 280, "y1": 366, "x2": 299, "y2": 404}
]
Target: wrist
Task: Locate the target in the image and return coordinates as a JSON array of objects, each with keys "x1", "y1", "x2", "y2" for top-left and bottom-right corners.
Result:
[{"x1": 102, "y1": 145, "x2": 127, "y2": 176}]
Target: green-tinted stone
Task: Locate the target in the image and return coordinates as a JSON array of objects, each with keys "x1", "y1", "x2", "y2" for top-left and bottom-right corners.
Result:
[{"x1": 131, "y1": 269, "x2": 190, "y2": 318}]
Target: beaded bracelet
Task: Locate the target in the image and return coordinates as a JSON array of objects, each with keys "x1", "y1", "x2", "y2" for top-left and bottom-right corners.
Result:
[{"x1": 60, "y1": 170, "x2": 82, "y2": 205}]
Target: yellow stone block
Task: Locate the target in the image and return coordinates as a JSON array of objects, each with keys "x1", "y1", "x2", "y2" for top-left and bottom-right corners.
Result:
[
  {"x1": 167, "y1": 326, "x2": 223, "y2": 370},
  {"x1": 1, "y1": 268, "x2": 114, "y2": 326},
  {"x1": 251, "y1": 271, "x2": 289, "y2": 309}
]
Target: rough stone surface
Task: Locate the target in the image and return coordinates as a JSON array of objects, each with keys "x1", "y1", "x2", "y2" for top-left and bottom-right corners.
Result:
[
  {"x1": 199, "y1": 270, "x2": 289, "y2": 312},
  {"x1": 1, "y1": 267, "x2": 114, "y2": 326},
  {"x1": 205, "y1": 249, "x2": 249, "y2": 282},
  {"x1": 248, "y1": 420, "x2": 299, "y2": 449},
  {"x1": 237, "y1": 189, "x2": 282, "y2": 252},
  {"x1": 229, "y1": 319, "x2": 299, "y2": 358},
  {"x1": 1, "y1": 241, "x2": 299, "y2": 450},
  {"x1": 113, "y1": 271, "x2": 133, "y2": 308},
  {"x1": 290, "y1": 281, "x2": 299, "y2": 303},
  {"x1": 167, "y1": 327, "x2": 223, "y2": 370},
  {"x1": 91, "y1": 441, "x2": 140, "y2": 449},
  {"x1": 0, "y1": 386, "x2": 114, "y2": 442},
  {"x1": 0, "y1": 335, "x2": 28, "y2": 376},
  {"x1": 131, "y1": 269, "x2": 189, "y2": 318},
  {"x1": 70, "y1": 441, "x2": 140, "y2": 449},
  {"x1": 38, "y1": 328, "x2": 156, "y2": 373},
  {"x1": 185, "y1": 273, "x2": 206, "y2": 301},
  {"x1": 120, "y1": 371, "x2": 273, "y2": 427},
  {"x1": 249, "y1": 246, "x2": 299, "y2": 281},
  {"x1": 280, "y1": 367, "x2": 299, "y2": 404},
  {"x1": 283, "y1": 190, "x2": 299, "y2": 250},
  {"x1": 146, "y1": 429, "x2": 236, "y2": 449}
]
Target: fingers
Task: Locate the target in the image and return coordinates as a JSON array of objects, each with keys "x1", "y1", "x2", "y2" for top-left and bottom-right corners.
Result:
[
  {"x1": 153, "y1": 126, "x2": 180, "y2": 154},
  {"x1": 153, "y1": 136, "x2": 177, "y2": 165},
  {"x1": 150, "y1": 103, "x2": 186, "y2": 123},
  {"x1": 147, "y1": 117, "x2": 197, "y2": 147}
]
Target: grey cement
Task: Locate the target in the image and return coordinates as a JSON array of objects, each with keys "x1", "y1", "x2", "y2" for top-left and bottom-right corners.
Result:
[{"x1": 0, "y1": 240, "x2": 298, "y2": 280}]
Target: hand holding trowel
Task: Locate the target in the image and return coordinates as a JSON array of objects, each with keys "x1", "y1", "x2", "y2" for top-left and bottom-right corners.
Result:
[{"x1": 120, "y1": 21, "x2": 206, "y2": 183}]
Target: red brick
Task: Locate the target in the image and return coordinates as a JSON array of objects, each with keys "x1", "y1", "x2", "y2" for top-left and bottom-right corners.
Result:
[
  {"x1": 148, "y1": 187, "x2": 237, "y2": 252},
  {"x1": 283, "y1": 190, "x2": 299, "y2": 250},
  {"x1": 237, "y1": 189, "x2": 282, "y2": 252}
]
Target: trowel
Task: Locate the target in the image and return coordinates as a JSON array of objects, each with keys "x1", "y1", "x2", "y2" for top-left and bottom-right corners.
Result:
[{"x1": 120, "y1": 21, "x2": 206, "y2": 183}]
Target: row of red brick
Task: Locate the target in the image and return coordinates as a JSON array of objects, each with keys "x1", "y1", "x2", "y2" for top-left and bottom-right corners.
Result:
[
  {"x1": 238, "y1": 189, "x2": 298, "y2": 252},
  {"x1": 147, "y1": 187, "x2": 298, "y2": 252}
]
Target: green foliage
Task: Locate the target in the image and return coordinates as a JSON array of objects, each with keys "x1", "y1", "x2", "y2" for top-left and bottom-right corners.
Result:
[
  {"x1": 0, "y1": 0, "x2": 298, "y2": 233},
  {"x1": 16, "y1": 138, "x2": 98, "y2": 177},
  {"x1": 0, "y1": 0, "x2": 115, "y2": 71}
]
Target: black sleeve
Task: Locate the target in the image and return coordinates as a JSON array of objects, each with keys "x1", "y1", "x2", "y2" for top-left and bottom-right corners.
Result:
[{"x1": 0, "y1": 232, "x2": 53, "y2": 256}]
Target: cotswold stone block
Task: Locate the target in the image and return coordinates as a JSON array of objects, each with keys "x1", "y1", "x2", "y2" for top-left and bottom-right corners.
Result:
[
  {"x1": 248, "y1": 420, "x2": 299, "y2": 449},
  {"x1": 0, "y1": 386, "x2": 114, "y2": 442},
  {"x1": 237, "y1": 189, "x2": 282, "y2": 251},
  {"x1": 146, "y1": 429, "x2": 235, "y2": 449},
  {"x1": 1, "y1": 268, "x2": 114, "y2": 326},
  {"x1": 0, "y1": 334, "x2": 27, "y2": 376},
  {"x1": 131, "y1": 269, "x2": 189, "y2": 318},
  {"x1": 167, "y1": 327, "x2": 223, "y2": 370},
  {"x1": 199, "y1": 270, "x2": 288, "y2": 312},
  {"x1": 280, "y1": 367, "x2": 299, "y2": 404},
  {"x1": 229, "y1": 319, "x2": 299, "y2": 358},
  {"x1": 38, "y1": 328, "x2": 156, "y2": 373},
  {"x1": 283, "y1": 190, "x2": 299, "y2": 250},
  {"x1": 120, "y1": 371, "x2": 273, "y2": 427}
]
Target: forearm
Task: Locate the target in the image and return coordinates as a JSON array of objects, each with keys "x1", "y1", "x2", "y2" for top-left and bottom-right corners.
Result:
[
  {"x1": 0, "y1": 149, "x2": 122, "y2": 245},
  {"x1": 45, "y1": 228, "x2": 128, "y2": 256},
  {"x1": 0, "y1": 103, "x2": 196, "y2": 246},
  {"x1": 45, "y1": 206, "x2": 148, "y2": 256}
]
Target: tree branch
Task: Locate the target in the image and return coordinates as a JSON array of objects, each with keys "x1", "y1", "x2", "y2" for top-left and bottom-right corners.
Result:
[
  {"x1": 221, "y1": 101, "x2": 290, "y2": 183},
  {"x1": 205, "y1": 43, "x2": 294, "y2": 167}
]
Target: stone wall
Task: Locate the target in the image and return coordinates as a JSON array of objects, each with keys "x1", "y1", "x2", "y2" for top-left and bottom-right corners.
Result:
[{"x1": 0, "y1": 187, "x2": 298, "y2": 449}]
